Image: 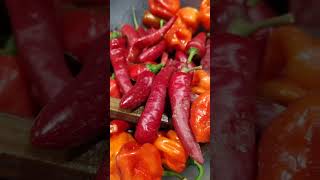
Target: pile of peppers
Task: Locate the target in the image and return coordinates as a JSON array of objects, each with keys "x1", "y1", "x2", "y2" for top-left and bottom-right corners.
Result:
[{"x1": 109, "y1": 0, "x2": 210, "y2": 179}]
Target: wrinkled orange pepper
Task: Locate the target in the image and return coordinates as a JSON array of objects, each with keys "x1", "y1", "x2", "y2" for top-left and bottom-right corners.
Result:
[
  {"x1": 198, "y1": 0, "x2": 210, "y2": 31},
  {"x1": 190, "y1": 91, "x2": 210, "y2": 143},
  {"x1": 110, "y1": 132, "x2": 135, "y2": 180},
  {"x1": 164, "y1": 7, "x2": 199, "y2": 51},
  {"x1": 154, "y1": 130, "x2": 187, "y2": 173},
  {"x1": 116, "y1": 142, "x2": 163, "y2": 180},
  {"x1": 149, "y1": 0, "x2": 180, "y2": 20},
  {"x1": 192, "y1": 70, "x2": 210, "y2": 94}
]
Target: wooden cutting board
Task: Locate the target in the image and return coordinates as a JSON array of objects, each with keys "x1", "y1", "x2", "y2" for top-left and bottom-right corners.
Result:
[{"x1": 0, "y1": 113, "x2": 106, "y2": 180}]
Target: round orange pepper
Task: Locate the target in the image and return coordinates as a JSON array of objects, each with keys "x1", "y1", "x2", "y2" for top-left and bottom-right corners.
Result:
[{"x1": 198, "y1": 0, "x2": 210, "y2": 31}]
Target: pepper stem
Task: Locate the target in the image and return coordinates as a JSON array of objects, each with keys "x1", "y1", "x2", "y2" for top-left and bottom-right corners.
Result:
[
  {"x1": 110, "y1": 31, "x2": 122, "y2": 40},
  {"x1": 146, "y1": 63, "x2": 163, "y2": 74},
  {"x1": 188, "y1": 159, "x2": 204, "y2": 180},
  {"x1": 160, "y1": 19, "x2": 165, "y2": 28},
  {"x1": 246, "y1": 0, "x2": 261, "y2": 7},
  {"x1": 228, "y1": 13, "x2": 295, "y2": 37},
  {"x1": 187, "y1": 47, "x2": 199, "y2": 63},
  {"x1": 182, "y1": 65, "x2": 202, "y2": 73},
  {"x1": 111, "y1": 73, "x2": 115, "y2": 79},
  {"x1": 163, "y1": 170, "x2": 187, "y2": 180},
  {"x1": 132, "y1": 6, "x2": 139, "y2": 30},
  {"x1": 0, "y1": 36, "x2": 16, "y2": 55}
]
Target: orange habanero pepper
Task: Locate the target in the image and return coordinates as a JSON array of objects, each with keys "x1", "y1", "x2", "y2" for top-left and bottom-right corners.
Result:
[
  {"x1": 192, "y1": 69, "x2": 210, "y2": 94},
  {"x1": 148, "y1": 0, "x2": 180, "y2": 20},
  {"x1": 154, "y1": 130, "x2": 187, "y2": 173},
  {"x1": 198, "y1": 0, "x2": 210, "y2": 31}
]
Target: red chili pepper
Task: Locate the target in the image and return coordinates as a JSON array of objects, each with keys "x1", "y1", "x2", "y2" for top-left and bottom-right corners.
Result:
[
  {"x1": 212, "y1": 33, "x2": 257, "y2": 179},
  {"x1": 138, "y1": 40, "x2": 167, "y2": 63},
  {"x1": 62, "y1": 8, "x2": 107, "y2": 64},
  {"x1": 110, "y1": 36, "x2": 133, "y2": 95},
  {"x1": 110, "y1": 120, "x2": 130, "y2": 135},
  {"x1": 5, "y1": 0, "x2": 72, "y2": 107},
  {"x1": 31, "y1": 38, "x2": 106, "y2": 148},
  {"x1": 175, "y1": 50, "x2": 188, "y2": 63},
  {"x1": 160, "y1": 52, "x2": 168, "y2": 65},
  {"x1": 110, "y1": 36, "x2": 127, "y2": 50},
  {"x1": 185, "y1": 32, "x2": 207, "y2": 62},
  {"x1": 135, "y1": 63, "x2": 177, "y2": 144},
  {"x1": 121, "y1": 24, "x2": 139, "y2": 47},
  {"x1": 174, "y1": 51, "x2": 195, "y2": 70},
  {"x1": 120, "y1": 71, "x2": 155, "y2": 110},
  {"x1": 148, "y1": 0, "x2": 180, "y2": 20},
  {"x1": 201, "y1": 39, "x2": 210, "y2": 72},
  {"x1": 137, "y1": 26, "x2": 147, "y2": 37},
  {"x1": 168, "y1": 70, "x2": 204, "y2": 164},
  {"x1": 128, "y1": 63, "x2": 163, "y2": 81},
  {"x1": 110, "y1": 74, "x2": 121, "y2": 98}
]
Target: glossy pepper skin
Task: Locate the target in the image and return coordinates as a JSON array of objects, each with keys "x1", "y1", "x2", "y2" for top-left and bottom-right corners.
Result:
[
  {"x1": 143, "y1": 10, "x2": 161, "y2": 29},
  {"x1": 164, "y1": 8, "x2": 198, "y2": 51},
  {"x1": 201, "y1": 39, "x2": 211, "y2": 72},
  {"x1": 116, "y1": 142, "x2": 163, "y2": 180},
  {"x1": 110, "y1": 76, "x2": 121, "y2": 98},
  {"x1": 190, "y1": 91, "x2": 210, "y2": 143},
  {"x1": 110, "y1": 120, "x2": 130, "y2": 136},
  {"x1": 148, "y1": 0, "x2": 180, "y2": 20},
  {"x1": 198, "y1": 0, "x2": 210, "y2": 31},
  {"x1": 135, "y1": 64, "x2": 176, "y2": 144},
  {"x1": 138, "y1": 40, "x2": 167, "y2": 63},
  {"x1": 128, "y1": 62, "x2": 163, "y2": 81},
  {"x1": 120, "y1": 71, "x2": 155, "y2": 110},
  {"x1": 154, "y1": 130, "x2": 187, "y2": 173},
  {"x1": 169, "y1": 71, "x2": 204, "y2": 164},
  {"x1": 192, "y1": 70, "x2": 210, "y2": 95},
  {"x1": 110, "y1": 132, "x2": 135, "y2": 180},
  {"x1": 185, "y1": 32, "x2": 207, "y2": 62}
]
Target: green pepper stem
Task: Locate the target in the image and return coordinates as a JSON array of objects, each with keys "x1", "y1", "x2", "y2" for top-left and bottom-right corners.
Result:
[
  {"x1": 163, "y1": 170, "x2": 187, "y2": 180},
  {"x1": 146, "y1": 63, "x2": 163, "y2": 74},
  {"x1": 111, "y1": 73, "x2": 115, "y2": 79},
  {"x1": 0, "y1": 36, "x2": 16, "y2": 55},
  {"x1": 160, "y1": 19, "x2": 165, "y2": 28},
  {"x1": 228, "y1": 13, "x2": 295, "y2": 37},
  {"x1": 188, "y1": 159, "x2": 204, "y2": 180},
  {"x1": 182, "y1": 65, "x2": 202, "y2": 73},
  {"x1": 110, "y1": 31, "x2": 122, "y2": 40},
  {"x1": 187, "y1": 47, "x2": 199, "y2": 63},
  {"x1": 132, "y1": 6, "x2": 139, "y2": 30},
  {"x1": 246, "y1": 0, "x2": 261, "y2": 7}
]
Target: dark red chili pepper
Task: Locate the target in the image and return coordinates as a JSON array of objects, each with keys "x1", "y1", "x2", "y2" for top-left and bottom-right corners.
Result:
[
  {"x1": 133, "y1": 16, "x2": 177, "y2": 49},
  {"x1": 110, "y1": 120, "x2": 130, "y2": 135},
  {"x1": 160, "y1": 52, "x2": 169, "y2": 65},
  {"x1": 212, "y1": 33, "x2": 257, "y2": 180},
  {"x1": 135, "y1": 63, "x2": 177, "y2": 144},
  {"x1": 110, "y1": 74, "x2": 121, "y2": 98},
  {"x1": 128, "y1": 63, "x2": 163, "y2": 81},
  {"x1": 121, "y1": 24, "x2": 139, "y2": 47},
  {"x1": 175, "y1": 50, "x2": 188, "y2": 63},
  {"x1": 168, "y1": 70, "x2": 204, "y2": 164},
  {"x1": 137, "y1": 26, "x2": 147, "y2": 37},
  {"x1": 174, "y1": 51, "x2": 195, "y2": 70},
  {"x1": 120, "y1": 71, "x2": 155, "y2": 110},
  {"x1": 147, "y1": 28, "x2": 157, "y2": 35},
  {"x1": 110, "y1": 36, "x2": 127, "y2": 50},
  {"x1": 138, "y1": 40, "x2": 167, "y2": 63},
  {"x1": 31, "y1": 38, "x2": 106, "y2": 148},
  {"x1": 5, "y1": 0, "x2": 72, "y2": 107},
  {"x1": 201, "y1": 39, "x2": 210, "y2": 72},
  {"x1": 185, "y1": 32, "x2": 207, "y2": 62}
]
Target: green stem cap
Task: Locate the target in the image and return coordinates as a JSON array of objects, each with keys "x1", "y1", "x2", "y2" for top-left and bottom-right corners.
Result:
[
  {"x1": 146, "y1": 63, "x2": 163, "y2": 74},
  {"x1": 160, "y1": 19, "x2": 165, "y2": 28},
  {"x1": 187, "y1": 47, "x2": 199, "y2": 63},
  {"x1": 188, "y1": 159, "x2": 204, "y2": 180},
  {"x1": 111, "y1": 73, "x2": 115, "y2": 79},
  {"x1": 132, "y1": 6, "x2": 139, "y2": 30},
  {"x1": 163, "y1": 170, "x2": 187, "y2": 180},
  {"x1": 228, "y1": 13, "x2": 295, "y2": 37},
  {"x1": 110, "y1": 31, "x2": 122, "y2": 40}
]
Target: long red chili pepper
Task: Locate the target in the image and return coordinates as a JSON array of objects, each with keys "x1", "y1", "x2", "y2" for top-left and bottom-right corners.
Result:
[
  {"x1": 121, "y1": 24, "x2": 139, "y2": 47},
  {"x1": 174, "y1": 51, "x2": 195, "y2": 70},
  {"x1": 169, "y1": 70, "x2": 204, "y2": 164},
  {"x1": 137, "y1": 26, "x2": 147, "y2": 37},
  {"x1": 110, "y1": 37, "x2": 133, "y2": 94},
  {"x1": 120, "y1": 71, "x2": 155, "y2": 110},
  {"x1": 31, "y1": 38, "x2": 106, "y2": 148},
  {"x1": 185, "y1": 32, "x2": 207, "y2": 62},
  {"x1": 138, "y1": 40, "x2": 167, "y2": 63},
  {"x1": 5, "y1": 0, "x2": 72, "y2": 107},
  {"x1": 201, "y1": 39, "x2": 210, "y2": 72},
  {"x1": 134, "y1": 63, "x2": 177, "y2": 144},
  {"x1": 110, "y1": 36, "x2": 127, "y2": 50}
]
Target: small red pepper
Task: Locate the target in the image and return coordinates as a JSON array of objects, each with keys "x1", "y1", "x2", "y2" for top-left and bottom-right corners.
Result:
[
  {"x1": 121, "y1": 24, "x2": 139, "y2": 47},
  {"x1": 110, "y1": 74, "x2": 121, "y2": 98},
  {"x1": 185, "y1": 32, "x2": 207, "y2": 62},
  {"x1": 138, "y1": 40, "x2": 167, "y2": 63},
  {"x1": 128, "y1": 62, "x2": 163, "y2": 81},
  {"x1": 110, "y1": 120, "x2": 130, "y2": 136},
  {"x1": 148, "y1": 0, "x2": 180, "y2": 20}
]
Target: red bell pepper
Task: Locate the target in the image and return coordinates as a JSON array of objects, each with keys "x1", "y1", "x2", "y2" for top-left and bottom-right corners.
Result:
[{"x1": 5, "y1": 0, "x2": 72, "y2": 107}]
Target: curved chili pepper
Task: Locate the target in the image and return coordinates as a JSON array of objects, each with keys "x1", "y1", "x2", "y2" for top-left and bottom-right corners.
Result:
[
  {"x1": 110, "y1": 36, "x2": 126, "y2": 49},
  {"x1": 198, "y1": 0, "x2": 210, "y2": 31},
  {"x1": 110, "y1": 120, "x2": 130, "y2": 136},
  {"x1": 148, "y1": 0, "x2": 180, "y2": 20},
  {"x1": 135, "y1": 64, "x2": 176, "y2": 144},
  {"x1": 110, "y1": 74, "x2": 121, "y2": 98},
  {"x1": 174, "y1": 51, "x2": 195, "y2": 70},
  {"x1": 168, "y1": 70, "x2": 204, "y2": 164},
  {"x1": 190, "y1": 91, "x2": 210, "y2": 143},
  {"x1": 175, "y1": 50, "x2": 188, "y2": 63},
  {"x1": 201, "y1": 39, "x2": 210, "y2": 72},
  {"x1": 128, "y1": 63, "x2": 163, "y2": 81},
  {"x1": 138, "y1": 40, "x2": 167, "y2": 63},
  {"x1": 120, "y1": 71, "x2": 155, "y2": 110},
  {"x1": 137, "y1": 26, "x2": 147, "y2": 37},
  {"x1": 143, "y1": 10, "x2": 161, "y2": 29},
  {"x1": 154, "y1": 130, "x2": 187, "y2": 173},
  {"x1": 121, "y1": 24, "x2": 139, "y2": 47},
  {"x1": 185, "y1": 32, "x2": 207, "y2": 62},
  {"x1": 116, "y1": 142, "x2": 163, "y2": 180}
]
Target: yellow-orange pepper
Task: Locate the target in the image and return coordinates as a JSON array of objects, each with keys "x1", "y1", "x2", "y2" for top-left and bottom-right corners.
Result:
[
  {"x1": 110, "y1": 132, "x2": 135, "y2": 180},
  {"x1": 154, "y1": 130, "x2": 187, "y2": 173},
  {"x1": 192, "y1": 69, "x2": 210, "y2": 94},
  {"x1": 198, "y1": 0, "x2": 210, "y2": 31}
]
